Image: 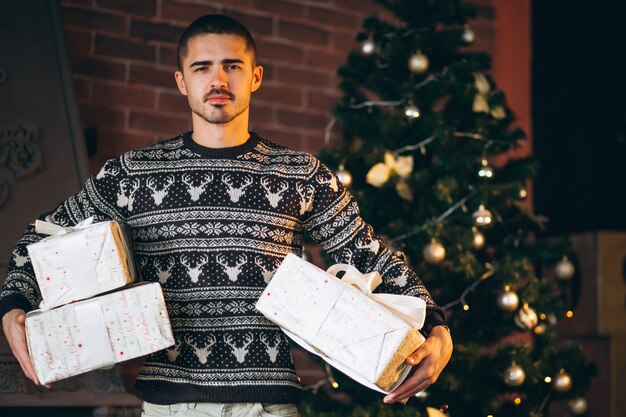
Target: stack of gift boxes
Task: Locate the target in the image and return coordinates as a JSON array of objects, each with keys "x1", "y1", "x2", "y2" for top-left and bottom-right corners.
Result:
[{"x1": 25, "y1": 219, "x2": 174, "y2": 384}]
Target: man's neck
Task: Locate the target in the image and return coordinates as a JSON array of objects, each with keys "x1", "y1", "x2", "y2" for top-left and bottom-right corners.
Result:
[{"x1": 190, "y1": 115, "x2": 250, "y2": 149}]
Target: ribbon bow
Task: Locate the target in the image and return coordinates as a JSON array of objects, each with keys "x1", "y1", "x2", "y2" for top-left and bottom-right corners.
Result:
[
  {"x1": 365, "y1": 152, "x2": 414, "y2": 188},
  {"x1": 326, "y1": 263, "x2": 426, "y2": 330},
  {"x1": 35, "y1": 216, "x2": 95, "y2": 237}
]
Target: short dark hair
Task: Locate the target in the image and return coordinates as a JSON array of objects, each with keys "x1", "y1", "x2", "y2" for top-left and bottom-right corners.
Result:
[{"x1": 177, "y1": 14, "x2": 257, "y2": 70}]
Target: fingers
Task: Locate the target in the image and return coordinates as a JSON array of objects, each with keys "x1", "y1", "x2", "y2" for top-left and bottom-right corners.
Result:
[
  {"x1": 3, "y1": 310, "x2": 44, "y2": 386},
  {"x1": 384, "y1": 359, "x2": 435, "y2": 403}
]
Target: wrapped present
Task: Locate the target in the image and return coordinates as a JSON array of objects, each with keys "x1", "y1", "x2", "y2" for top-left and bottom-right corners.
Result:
[
  {"x1": 27, "y1": 217, "x2": 136, "y2": 309},
  {"x1": 25, "y1": 282, "x2": 174, "y2": 384},
  {"x1": 256, "y1": 253, "x2": 426, "y2": 393}
]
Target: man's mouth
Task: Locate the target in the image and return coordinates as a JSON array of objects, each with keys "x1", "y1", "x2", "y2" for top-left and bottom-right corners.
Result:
[{"x1": 205, "y1": 90, "x2": 234, "y2": 105}]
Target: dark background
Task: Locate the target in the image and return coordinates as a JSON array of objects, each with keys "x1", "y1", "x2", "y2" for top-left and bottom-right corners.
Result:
[{"x1": 533, "y1": 1, "x2": 626, "y2": 234}]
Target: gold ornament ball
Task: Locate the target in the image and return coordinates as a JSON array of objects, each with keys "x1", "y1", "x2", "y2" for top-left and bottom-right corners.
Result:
[
  {"x1": 336, "y1": 167, "x2": 352, "y2": 187},
  {"x1": 361, "y1": 39, "x2": 376, "y2": 55},
  {"x1": 472, "y1": 204, "x2": 493, "y2": 227},
  {"x1": 408, "y1": 51, "x2": 429, "y2": 73},
  {"x1": 555, "y1": 256, "x2": 575, "y2": 280},
  {"x1": 568, "y1": 397, "x2": 588, "y2": 415},
  {"x1": 514, "y1": 303, "x2": 539, "y2": 330},
  {"x1": 497, "y1": 288, "x2": 519, "y2": 312},
  {"x1": 423, "y1": 240, "x2": 446, "y2": 264},
  {"x1": 472, "y1": 228, "x2": 486, "y2": 249},
  {"x1": 553, "y1": 370, "x2": 572, "y2": 392},
  {"x1": 504, "y1": 363, "x2": 526, "y2": 386}
]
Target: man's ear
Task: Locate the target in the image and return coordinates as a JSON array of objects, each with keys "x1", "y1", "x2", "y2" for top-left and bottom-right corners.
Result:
[
  {"x1": 251, "y1": 65, "x2": 263, "y2": 93},
  {"x1": 175, "y1": 71, "x2": 188, "y2": 96}
]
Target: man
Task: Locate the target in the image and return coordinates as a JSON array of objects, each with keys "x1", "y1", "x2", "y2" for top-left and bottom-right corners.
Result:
[{"x1": 1, "y1": 15, "x2": 452, "y2": 417}]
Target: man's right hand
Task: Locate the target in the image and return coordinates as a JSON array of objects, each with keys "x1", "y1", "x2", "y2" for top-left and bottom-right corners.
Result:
[{"x1": 2, "y1": 309, "x2": 49, "y2": 387}]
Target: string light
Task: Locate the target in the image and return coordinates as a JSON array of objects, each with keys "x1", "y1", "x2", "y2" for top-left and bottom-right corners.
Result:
[
  {"x1": 443, "y1": 264, "x2": 494, "y2": 311},
  {"x1": 389, "y1": 190, "x2": 476, "y2": 243},
  {"x1": 514, "y1": 397, "x2": 522, "y2": 405},
  {"x1": 544, "y1": 376, "x2": 552, "y2": 383},
  {"x1": 566, "y1": 310, "x2": 574, "y2": 318}
]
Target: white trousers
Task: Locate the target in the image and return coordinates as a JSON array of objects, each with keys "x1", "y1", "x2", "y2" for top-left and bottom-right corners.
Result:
[{"x1": 141, "y1": 401, "x2": 299, "y2": 417}]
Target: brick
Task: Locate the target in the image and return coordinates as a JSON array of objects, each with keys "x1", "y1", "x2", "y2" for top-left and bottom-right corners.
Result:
[
  {"x1": 277, "y1": 109, "x2": 327, "y2": 129},
  {"x1": 260, "y1": 63, "x2": 276, "y2": 81},
  {"x1": 225, "y1": 10, "x2": 273, "y2": 37},
  {"x1": 130, "y1": 19, "x2": 185, "y2": 44},
  {"x1": 159, "y1": 46, "x2": 179, "y2": 68},
  {"x1": 98, "y1": 129, "x2": 157, "y2": 155},
  {"x1": 95, "y1": 34, "x2": 156, "y2": 62},
  {"x1": 62, "y1": 7, "x2": 127, "y2": 35},
  {"x1": 70, "y1": 55, "x2": 126, "y2": 81},
  {"x1": 79, "y1": 102, "x2": 127, "y2": 128},
  {"x1": 129, "y1": 63, "x2": 178, "y2": 88},
  {"x1": 279, "y1": 20, "x2": 329, "y2": 46},
  {"x1": 305, "y1": 48, "x2": 346, "y2": 72},
  {"x1": 307, "y1": 91, "x2": 339, "y2": 111},
  {"x1": 158, "y1": 91, "x2": 189, "y2": 113},
  {"x1": 96, "y1": 0, "x2": 157, "y2": 17},
  {"x1": 332, "y1": 31, "x2": 358, "y2": 51},
  {"x1": 303, "y1": 132, "x2": 327, "y2": 154},
  {"x1": 72, "y1": 76, "x2": 92, "y2": 101},
  {"x1": 277, "y1": 66, "x2": 330, "y2": 88},
  {"x1": 160, "y1": 1, "x2": 219, "y2": 23},
  {"x1": 92, "y1": 81, "x2": 157, "y2": 109},
  {"x1": 251, "y1": 0, "x2": 304, "y2": 18},
  {"x1": 255, "y1": 127, "x2": 303, "y2": 148},
  {"x1": 309, "y1": 6, "x2": 358, "y2": 29},
  {"x1": 65, "y1": 29, "x2": 92, "y2": 55},
  {"x1": 129, "y1": 110, "x2": 190, "y2": 135},
  {"x1": 248, "y1": 103, "x2": 274, "y2": 124},
  {"x1": 254, "y1": 84, "x2": 303, "y2": 107},
  {"x1": 256, "y1": 39, "x2": 304, "y2": 64}
]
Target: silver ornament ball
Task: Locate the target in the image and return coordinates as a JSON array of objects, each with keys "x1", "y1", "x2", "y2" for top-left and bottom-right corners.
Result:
[
  {"x1": 408, "y1": 51, "x2": 429, "y2": 73},
  {"x1": 462, "y1": 27, "x2": 475, "y2": 43},
  {"x1": 497, "y1": 287, "x2": 519, "y2": 312},
  {"x1": 568, "y1": 397, "x2": 588, "y2": 415},
  {"x1": 472, "y1": 204, "x2": 493, "y2": 227},
  {"x1": 555, "y1": 256, "x2": 575, "y2": 280},
  {"x1": 504, "y1": 363, "x2": 525, "y2": 386},
  {"x1": 553, "y1": 370, "x2": 572, "y2": 392},
  {"x1": 423, "y1": 240, "x2": 446, "y2": 264},
  {"x1": 478, "y1": 159, "x2": 494, "y2": 179},
  {"x1": 404, "y1": 103, "x2": 421, "y2": 118}
]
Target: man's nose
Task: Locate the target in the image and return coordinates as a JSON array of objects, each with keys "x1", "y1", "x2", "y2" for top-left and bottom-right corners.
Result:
[{"x1": 210, "y1": 67, "x2": 228, "y2": 89}]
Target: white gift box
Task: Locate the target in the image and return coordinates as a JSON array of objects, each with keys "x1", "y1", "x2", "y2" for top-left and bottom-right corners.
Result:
[
  {"x1": 256, "y1": 253, "x2": 426, "y2": 393},
  {"x1": 27, "y1": 218, "x2": 136, "y2": 309},
  {"x1": 25, "y1": 282, "x2": 174, "y2": 384}
]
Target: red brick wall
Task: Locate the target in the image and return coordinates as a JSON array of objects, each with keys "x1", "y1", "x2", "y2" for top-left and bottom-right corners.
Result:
[{"x1": 60, "y1": 0, "x2": 500, "y2": 173}]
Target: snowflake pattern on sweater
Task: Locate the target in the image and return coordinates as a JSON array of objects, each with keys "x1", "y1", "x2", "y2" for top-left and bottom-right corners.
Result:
[{"x1": 0, "y1": 132, "x2": 443, "y2": 405}]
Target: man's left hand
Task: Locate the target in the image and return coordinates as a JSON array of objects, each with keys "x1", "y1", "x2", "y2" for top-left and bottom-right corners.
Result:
[{"x1": 383, "y1": 325, "x2": 453, "y2": 404}]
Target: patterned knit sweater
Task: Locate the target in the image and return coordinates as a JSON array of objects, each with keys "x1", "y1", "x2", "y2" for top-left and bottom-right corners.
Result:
[{"x1": 0, "y1": 131, "x2": 444, "y2": 404}]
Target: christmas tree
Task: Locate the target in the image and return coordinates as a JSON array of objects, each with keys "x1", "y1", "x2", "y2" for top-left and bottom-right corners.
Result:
[{"x1": 300, "y1": 1, "x2": 595, "y2": 416}]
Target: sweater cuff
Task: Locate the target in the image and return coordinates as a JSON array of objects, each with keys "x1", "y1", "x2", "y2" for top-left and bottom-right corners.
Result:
[
  {"x1": 420, "y1": 306, "x2": 446, "y2": 337},
  {"x1": 0, "y1": 293, "x2": 35, "y2": 321}
]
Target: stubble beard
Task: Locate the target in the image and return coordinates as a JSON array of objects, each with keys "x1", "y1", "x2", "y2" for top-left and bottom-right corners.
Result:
[{"x1": 192, "y1": 91, "x2": 249, "y2": 125}]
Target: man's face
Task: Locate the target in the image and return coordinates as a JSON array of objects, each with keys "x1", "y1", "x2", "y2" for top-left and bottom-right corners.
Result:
[{"x1": 175, "y1": 34, "x2": 263, "y2": 125}]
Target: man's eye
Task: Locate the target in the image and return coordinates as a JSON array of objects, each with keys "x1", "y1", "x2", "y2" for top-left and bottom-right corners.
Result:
[
  {"x1": 194, "y1": 66, "x2": 208, "y2": 72},
  {"x1": 225, "y1": 65, "x2": 240, "y2": 70}
]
